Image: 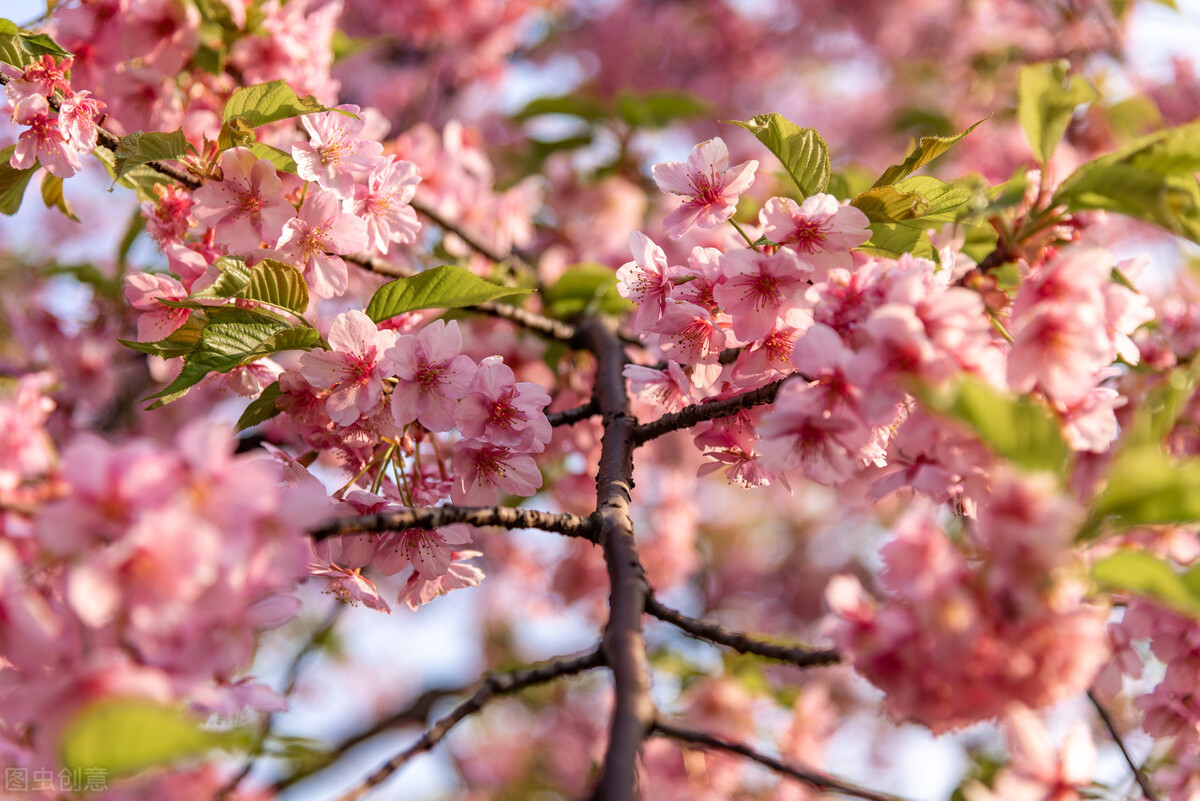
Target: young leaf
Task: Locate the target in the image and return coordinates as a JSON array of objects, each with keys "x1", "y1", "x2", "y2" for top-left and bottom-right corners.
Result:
[
  {"x1": 1092, "y1": 550, "x2": 1200, "y2": 617},
  {"x1": 1017, "y1": 61, "x2": 1098, "y2": 164},
  {"x1": 616, "y1": 90, "x2": 707, "y2": 129},
  {"x1": 0, "y1": 145, "x2": 36, "y2": 215},
  {"x1": 39, "y1": 172, "x2": 80, "y2": 222},
  {"x1": 119, "y1": 314, "x2": 206, "y2": 359},
  {"x1": 923, "y1": 376, "x2": 1070, "y2": 474},
  {"x1": 543, "y1": 263, "x2": 634, "y2": 319},
  {"x1": 190, "y1": 256, "x2": 253, "y2": 299},
  {"x1": 221, "y1": 80, "x2": 332, "y2": 128},
  {"x1": 858, "y1": 222, "x2": 937, "y2": 260},
  {"x1": 112, "y1": 130, "x2": 193, "y2": 182},
  {"x1": 872, "y1": 119, "x2": 984, "y2": 187},
  {"x1": 240, "y1": 258, "x2": 309, "y2": 315},
  {"x1": 60, "y1": 698, "x2": 249, "y2": 778},
  {"x1": 236, "y1": 380, "x2": 284, "y2": 431},
  {"x1": 364, "y1": 265, "x2": 531, "y2": 324},
  {"x1": 726, "y1": 113, "x2": 830, "y2": 199},
  {"x1": 248, "y1": 142, "x2": 298, "y2": 173},
  {"x1": 1088, "y1": 445, "x2": 1200, "y2": 531},
  {"x1": 851, "y1": 186, "x2": 931, "y2": 223}
]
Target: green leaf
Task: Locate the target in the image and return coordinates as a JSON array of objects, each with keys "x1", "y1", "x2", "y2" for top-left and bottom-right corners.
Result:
[
  {"x1": 891, "y1": 176, "x2": 975, "y2": 223},
  {"x1": 221, "y1": 80, "x2": 332, "y2": 128},
  {"x1": 872, "y1": 119, "x2": 985, "y2": 187},
  {"x1": 543, "y1": 263, "x2": 633, "y2": 319},
  {"x1": 240, "y1": 258, "x2": 308, "y2": 315},
  {"x1": 1055, "y1": 160, "x2": 1200, "y2": 244},
  {"x1": 112, "y1": 129, "x2": 192, "y2": 182},
  {"x1": 0, "y1": 21, "x2": 71, "y2": 68},
  {"x1": 191, "y1": 256, "x2": 253, "y2": 299},
  {"x1": 1092, "y1": 550, "x2": 1200, "y2": 617},
  {"x1": 512, "y1": 94, "x2": 608, "y2": 122},
  {"x1": 20, "y1": 32, "x2": 71, "y2": 60},
  {"x1": 726, "y1": 113, "x2": 830, "y2": 198},
  {"x1": 1122, "y1": 360, "x2": 1200, "y2": 448},
  {"x1": 40, "y1": 172, "x2": 79, "y2": 222},
  {"x1": 923, "y1": 376, "x2": 1070, "y2": 474},
  {"x1": 248, "y1": 142, "x2": 298, "y2": 173},
  {"x1": 92, "y1": 147, "x2": 172, "y2": 202},
  {"x1": 1017, "y1": 61, "x2": 1099, "y2": 163},
  {"x1": 858, "y1": 221, "x2": 936, "y2": 260},
  {"x1": 851, "y1": 186, "x2": 931, "y2": 223},
  {"x1": 364, "y1": 265, "x2": 531, "y2": 324},
  {"x1": 217, "y1": 117, "x2": 257, "y2": 152},
  {"x1": 0, "y1": 145, "x2": 36, "y2": 215},
  {"x1": 236, "y1": 380, "x2": 284, "y2": 431},
  {"x1": 616, "y1": 90, "x2": 707, "y2": 129},
  {"x1": 60, "y1": 698, "x2": 249, "y2": 778},
  {"x1": 1088, "y1": 445, "x2": 1200, "y2": 531}
]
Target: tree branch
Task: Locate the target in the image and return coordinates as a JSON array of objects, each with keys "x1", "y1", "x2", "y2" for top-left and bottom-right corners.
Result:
[
  {"x1": 644, "y1": 594, "x2": 840, "y2": 668},
  {"x1": 578, "y1": 318, "x2": 656, "y2": 801},
  {"x1": 652, "y1": 718, "x2": 913, "y2": 801},
  {"x1": 332, "y1": 646, "x2": 605, "y2": 801},
  {"x1": 547, "y1": 398, "x2": 599, "y2": 427},
  {"x1": 310, "y1": 504, "x2": 599, "y2": 543},
  {"x1": 1088, "y1": 689, "x2": 1160, "y2": 801},
  {"x1": 633, "y1": 378, "x2": 787, "y2": 444}
]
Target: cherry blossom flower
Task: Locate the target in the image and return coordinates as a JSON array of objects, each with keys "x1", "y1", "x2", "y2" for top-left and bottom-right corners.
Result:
[
  {"x1": 386, "y1": 319, "x2": 477, "y2": 432},
  {"x1": 397, "y1": 550, "x2": 485, "y2": 610},
  {"x1": 276, "y1": 188, "x2": 369, "y2": 298},
  {"x1": 383, "y1": 523, "x2": 474, "y2": 578},
  {"x1": 456, "y1": 356, "x2": 552, "y2": 452},
  {"x1": 298, "y1": 310, "x2": 398, "y2": 426},
  {"x1": 353, "y1": 156, "x2": 422, "y2": 254},
  {"x1": 451, "y1": 440, "x2": 542, "y2": 505},
  {"x1": 292, "y1": 104, "x2": 385, "y2": 198},
  {"x1": 124, "y1": 271, "x2": 191, "y2": 342},
  {"x1": 651, "y1": 138, "x2": 758, "y2": 239},
  {"x1": 56, "y1": 90, "x2": 104, "y2": 153},
  {"x1": 191, "y1": 147, "x2": 295, "y2": 253},
  {"x1": 759, "y1": 194, "x2": 871, "y2": 273},
  {"x1": 10, "y1": 94, "x2": 81, "y2": 177},
  {"x1": 616, "y1": 231, "x2": 675, "y2": 330},
  {"x1": 713, "y1": 247, "x2": 809, "y2": 343}
]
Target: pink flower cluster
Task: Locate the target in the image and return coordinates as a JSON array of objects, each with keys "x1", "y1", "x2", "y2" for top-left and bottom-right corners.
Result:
[
  {"x1": 3, "y1": 56, "x2": 104, "y2": 178},
  {"x1": 0, "y1": 422, "x2": 323, "y2": 772},
  {"x1": 825, "y1": 473, "x2": 1109, "y2": 732}
]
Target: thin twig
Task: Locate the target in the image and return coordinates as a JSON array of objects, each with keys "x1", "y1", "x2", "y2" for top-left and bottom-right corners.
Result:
[
  {"x1": 310, "y1": 504, "x2": 599, "y2": 543},
  {"x1": 578, "y1": 318, "x2": 655, "y2": 801},
  {"x1": 1088, "y1": 689, "x2": 1160, "y2": 801},
  {"x1": 271, "y1": 685, "x2": 464, "y2": 793},
  {"x1": 652, "y1": 718, "x2": 913, "y2": 801},
  {"x1": 331, "y1": 646, "x2": 605, "y2": 801},
  {"x1": 634, "y1": 378, "x2": 787, "y2": 444},
  {"x1": 645, "y1": 595, "x2": 839, "y2": 668},
  {"x1": 409, "y1": 196, "x2": 534, "y2": 271},
  {"x1": 546, "y1": 398, "x2": 599, "y2": 427}
]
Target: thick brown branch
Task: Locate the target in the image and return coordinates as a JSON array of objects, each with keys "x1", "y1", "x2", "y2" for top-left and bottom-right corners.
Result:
[
  {"x1": 578, "y1": 318, "x2": 655, "y2": 801},
  {"x1": 645, "y1": 595, "x2": 839, "y2": 668},
  {"x1": 333, "y1": 646, "x2": 605, "y2": 801},
  {"x1": 1089, "y1": 689, "x2": 1160, "y2": 801},
  {"x1": 547, "y1": 398, "x2": 599, "y2": 427},
  {"x1": 310, "y1": 504, "x2": 599, "y2": 543},
  {"x1": 652, "y1": 718, "x2": 912, "y2": 801},
  {"x1": 634, "y1": 378, "x2": 787, "y2": 444}
]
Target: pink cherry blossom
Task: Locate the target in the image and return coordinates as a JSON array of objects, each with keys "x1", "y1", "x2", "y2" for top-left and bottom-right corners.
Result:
[
  {"x1": 10, "y1": 94, "x2": 81, "y2": 177},
  {"x1": 276, "y1": 188, "x2": 369, "y2": 298},
  {"x1": 191, "y1": 147, "x2": 295, "y2": 253},
  {"x1": 651, "y1": 138, "x2": 758, "y2": 239},
  {"x1": 386, "y1": 318, "x2": 477, "y2": 432},
  {"x1": 759, "y1": 194, "x2": 871, "y2": 274},
  {"x1": 293, "y1": 104, "x2": 385, "y2": 198},
  {"x1": 386, "y1": 523, "x2": 474, "y2": 578},
  {"x1": 616, "y1": 231, "x2": 675, "y2": 330},
  {"x1": 353, "y1": 156, "x2": 422, "y2": 254},
  {"x1": 299, "y1": 310, "x2": 398, "y2": 426},
  {"x1": 713, "y1": 248, "x2": 810, "y2": 343},
  {"x1": 397, "y1": 550, "x2": 485, "y2": 610},
  {"x1": 456, "y1": 356, "x2": 552, "y2": 452},
  {"x1": 965, "y1": 706, "x2": 1095, "y2": 801},
  {"x1": 124, "y1": 271, "x2": 191, "y2": 342},
  {"x1": 451, "y1": 440, "x2": 542, "y2": 505}
]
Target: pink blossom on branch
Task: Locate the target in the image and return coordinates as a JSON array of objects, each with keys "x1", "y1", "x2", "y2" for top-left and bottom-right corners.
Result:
[
  {"x1": 651, "y1": 137, "x2": 758, "y2": 239},
  {"x1": 292, "y1": 104, "x2": 385, "y2": 197},
  {"x1": 387, "y1": 318, "x2": 477, "y2": 432},
  {"x1": 191, "y1": 147, "x2": 295, "y2": 253},
  {"x1": 298, "y1": 310, "x2": 397, "y2": 427},
  {"x1": 275, "y1": 188, "x2": 369, "y2": 298}
]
